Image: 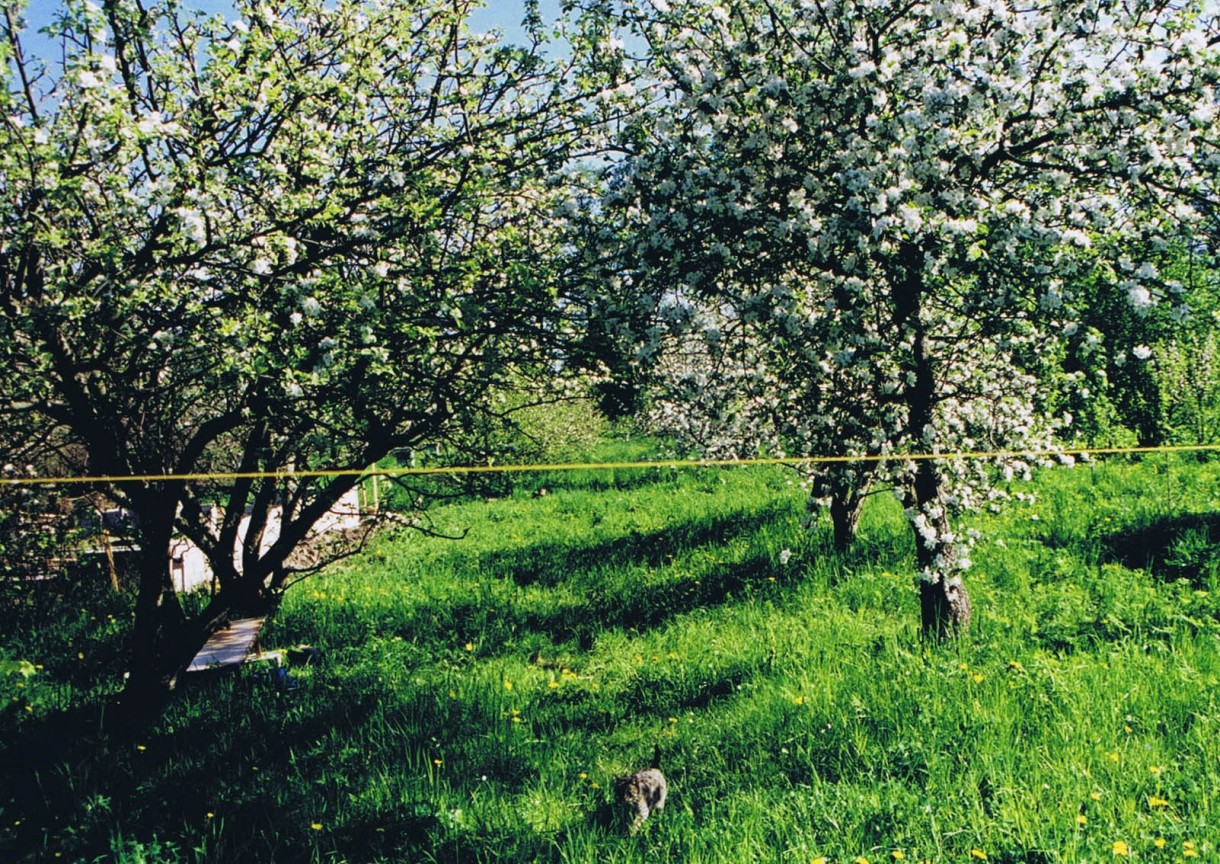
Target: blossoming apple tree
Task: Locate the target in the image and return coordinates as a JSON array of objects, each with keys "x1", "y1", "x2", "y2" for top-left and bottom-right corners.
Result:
[
  {"x1": 593, "y1": 0, "x2": 1218, "y2": 633},
  {"x1": 0, "y1": 0, "x2": 627, "y2": 712}
]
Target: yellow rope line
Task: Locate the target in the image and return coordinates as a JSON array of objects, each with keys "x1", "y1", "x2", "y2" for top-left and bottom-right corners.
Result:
[{"x1": 3, "y1": 443, "x2": 1218, "y2": 487}]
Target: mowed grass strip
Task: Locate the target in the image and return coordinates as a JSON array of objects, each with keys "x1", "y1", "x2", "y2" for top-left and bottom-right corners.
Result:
[{"x1": 1, "y1": 455, "x2": 1218, "y2": 863}]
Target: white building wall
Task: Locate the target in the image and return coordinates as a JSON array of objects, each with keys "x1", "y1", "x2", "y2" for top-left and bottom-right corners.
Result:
[{"x1": 170, "y1": 486, "x2": 364, "y2": 593}]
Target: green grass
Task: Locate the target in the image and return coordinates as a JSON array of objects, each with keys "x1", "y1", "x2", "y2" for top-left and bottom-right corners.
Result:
[{"x1": 2, "y1": 453, "x2": 1219, "y2": 862}]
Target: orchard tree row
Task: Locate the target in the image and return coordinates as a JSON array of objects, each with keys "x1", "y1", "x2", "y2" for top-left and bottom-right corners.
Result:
[{"x1": 1, "y1": 0, "x2": 1218, "y2": 716}]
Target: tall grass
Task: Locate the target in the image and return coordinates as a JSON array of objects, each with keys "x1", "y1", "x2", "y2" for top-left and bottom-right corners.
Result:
[{"x1": 1, "y1": 453, "x2": 1218, "y2": 863}]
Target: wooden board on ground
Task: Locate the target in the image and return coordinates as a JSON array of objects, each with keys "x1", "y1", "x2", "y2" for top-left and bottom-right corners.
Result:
[{"x1": 186, "y1": 617, "x2": 283, "y2": 672}]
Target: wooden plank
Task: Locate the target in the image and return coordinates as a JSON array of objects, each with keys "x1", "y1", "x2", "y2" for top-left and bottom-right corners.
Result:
[{"x1": 186, "y1": 617, "x2": 279, "y2": 672}]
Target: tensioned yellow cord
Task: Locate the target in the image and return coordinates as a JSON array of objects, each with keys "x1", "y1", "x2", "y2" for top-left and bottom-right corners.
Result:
[{"x1": 3, "y1": 443, "x2": 1217, "y2": 487}]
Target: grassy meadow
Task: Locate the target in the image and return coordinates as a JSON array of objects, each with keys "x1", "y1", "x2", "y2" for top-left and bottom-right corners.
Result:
[{"x1": 2, "y1": 442, "x2": 1220, "y2": 863}]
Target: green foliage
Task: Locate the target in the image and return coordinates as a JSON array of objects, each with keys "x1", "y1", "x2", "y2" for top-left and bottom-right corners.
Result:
[
  {"x1": 2, "y1": 455, "x2": 1219, "y2": 862},
  {"x1": 1060, "y1": 239, "x2": 1220, "y2": 446}
]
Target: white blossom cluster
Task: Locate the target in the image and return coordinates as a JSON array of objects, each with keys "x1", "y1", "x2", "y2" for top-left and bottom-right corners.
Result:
[{"x1": 599, "y1": 0, "x2": 1219, "y2": 584}]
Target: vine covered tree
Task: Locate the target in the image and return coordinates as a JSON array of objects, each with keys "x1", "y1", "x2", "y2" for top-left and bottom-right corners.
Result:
[
  {"x1": 592, "y1": 0, "x2": 1219, "y2": 634},
  {"x1": 0, "y1": 0, "x2": 626, "y2": 714}
]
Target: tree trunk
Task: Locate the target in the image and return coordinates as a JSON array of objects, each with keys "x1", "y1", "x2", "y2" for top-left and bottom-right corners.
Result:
[
  {"x1": 812, "y1": 463, "x2": 875, "y2": 552},
  {"x1": 117, "y1": 573, "x2": 246, "y2": 728},
  {"x1": 116, "y1": 496, "x2": 250, "y2": 727},
  {"x1": 895, "y1": 243, "x2": 971, "y2": 639},
  {"x1": 117, "y1": 513, "x2": 189, "y2": 725},
  {"x1": 829, "y1": 493, "x2": 864, "y2": 552}
]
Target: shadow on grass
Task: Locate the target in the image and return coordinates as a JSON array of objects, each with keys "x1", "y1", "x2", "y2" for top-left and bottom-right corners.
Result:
[
  {"x1": 481, "y1": 502, "x2": 794, "y2": 588},
  {"x1": 1099, "y1": 512, "x2": 1220, "y2": 586},
  {"x1": 382, "y1": 544, "x2": 798, "y2": 660}
]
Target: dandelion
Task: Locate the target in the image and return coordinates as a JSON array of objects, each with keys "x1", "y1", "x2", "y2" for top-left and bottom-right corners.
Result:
[
  {"x1": 504, "y1": 679, "x2": 513, "y2": 691},
  {"x1": 433, "y1": 758, "x2": 443, "y2": 767},
  {"x1": 1154, "y1": 838, "x2": 1166, "y2": 849},
  {"x1": 668, "y1": 716, "x2": 678, "y2": 724},
  {"x1": 892, "y1": 851, "x2": 906, "y2": 860},
  {"x1": 812, "y1": 859, "x2": 827, "y2": 864},
  {"x1": 1076, "y1": 814, "x2": 1087, "y2": 825},
  {"x1": 1091, "y1": 792, "x2": 1102, "y2": 801},
  {"x1": 794, "y1": 695, "x2": 806, "y2": 705},
  {"x1": 464, "y1": 642, "x2": 474, "y2": 652},
  {"x1": 972, "y1": 673, "x2": 984, "y2": 683},
  {"x1": 1183, "y1": 841, "x2": 1198, "y2": 858},
  {"x1": 1111, "y1": 840, "x2": 1129, "y2": 857},
  {"x1": 311, "y1": 823, "x2": 323, "y2": 831},
  {"x1": 1147, "y1": 795, "x2": 1169, "y2": 808},
  {"x1": 1107, "y1": 752, "x2": 1120, "y2": 763},
  {"x1": 206, "y1": 812, "x2": 215, "y2": 819},
  {"x1": 854, "y1": 857, "x2": 870, "y2": 864},
  {"x1": 136, "y1": 745, "x2": 147, "y2": 752},
  {"x1": 547, "y1": 680, "x2": 559, "y2": 690},
  {"x1": 970, "y1": 850, "x2": 987, "y2": 860}
]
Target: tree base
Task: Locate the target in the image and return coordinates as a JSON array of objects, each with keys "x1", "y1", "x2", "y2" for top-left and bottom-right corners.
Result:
[{"x1": 920, "y1": 576, "x2": 971, "y2": 639}]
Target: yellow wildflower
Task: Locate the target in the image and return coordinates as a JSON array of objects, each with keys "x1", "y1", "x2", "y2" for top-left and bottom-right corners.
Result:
[
  {"x1": 1147, "y1": 795, "x2": 1170, "y2": 808},
  {"x1": 970, "y1": 850, "x2": 987, "y2": 860},
  {"x1": 1111, "y1": 840, "x2": 1129, "y2": 857}
]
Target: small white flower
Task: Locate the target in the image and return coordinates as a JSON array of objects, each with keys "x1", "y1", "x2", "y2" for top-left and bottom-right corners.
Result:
[
  {"x1": 1127, "y1": 285, "x2": 1152, "y2": 309},
  {"x1": 1132, "y1": 345, "x2": 1152, "y2": 361},
  {"x1": 76, "y1": 70, "x2": 103, "y2": 89},
  {"x1": 778, "y1": 548, "x2": 793, "y2": 565}
]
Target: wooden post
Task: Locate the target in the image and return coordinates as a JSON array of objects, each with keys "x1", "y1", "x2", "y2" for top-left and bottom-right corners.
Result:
[{"x1": 102, "y1": 528, "x2": 119, "y2": 591}]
